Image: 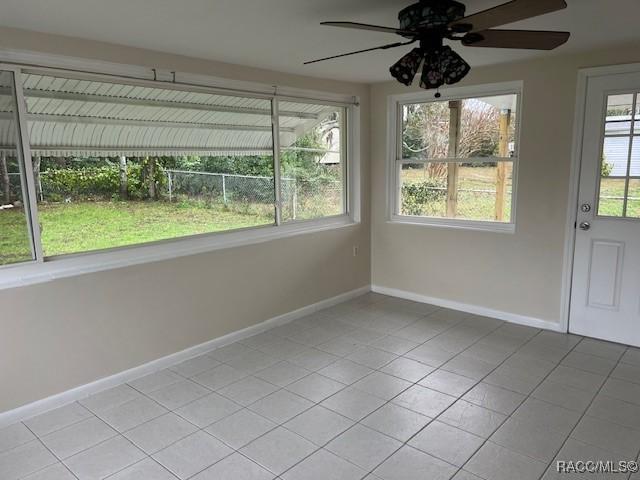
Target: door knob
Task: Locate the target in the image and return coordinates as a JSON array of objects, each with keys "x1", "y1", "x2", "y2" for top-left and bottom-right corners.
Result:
[{"x1": 579, "y1": 221, "x2": 591, "y2": 231}]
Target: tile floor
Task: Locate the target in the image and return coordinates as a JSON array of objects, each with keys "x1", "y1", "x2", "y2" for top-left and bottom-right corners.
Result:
[{"x1": 2, "y1": 293, "x2": 640, "y2": 480}]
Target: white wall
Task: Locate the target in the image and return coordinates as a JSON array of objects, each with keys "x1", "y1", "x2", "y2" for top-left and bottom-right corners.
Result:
[
  {"x1": 0, "y1": 27, "x2": 371, "y2": 413},
  {"x1": 370, "y1": 42, "x2": 640, "y2": 326}
]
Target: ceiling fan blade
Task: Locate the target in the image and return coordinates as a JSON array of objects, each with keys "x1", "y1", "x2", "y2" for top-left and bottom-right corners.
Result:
[
  {"x1": 304, "y1": 40, "x2": 414, "y2": 65},
  {"x1": 462, "y1": 29, "x2": 570, "y2": 50},
  {"x1": 450, "y1": 0, "x2": 567, "y2": 32},
  {"x1": 320, "y1": 21, "x2": 416, "y2": 37}
]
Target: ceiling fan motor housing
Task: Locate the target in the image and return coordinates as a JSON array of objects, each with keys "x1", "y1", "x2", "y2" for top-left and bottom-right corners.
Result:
[{"x1": 398, "y1": 0, "x2": 466, "y2": 31}]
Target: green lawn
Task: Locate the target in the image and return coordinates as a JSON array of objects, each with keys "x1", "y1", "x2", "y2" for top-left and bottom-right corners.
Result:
[
  {"x1": 598, "y1": 178, "x2": 640, "y2": 217},
  {"x1": 1, "y1": 201, "x2": 274, "y2": 263},
  {"x1": 401, "y1": 165, "x2": 513, "y2": 221},
  {"x1": 0, "y1": 208, "x2": 32, "y2": 265},
  {"x1": 401, "y1": 165, "x2": 640, "y2": 221}
]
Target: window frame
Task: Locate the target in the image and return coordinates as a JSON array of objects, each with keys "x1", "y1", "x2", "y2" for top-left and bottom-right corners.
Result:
[
  {"x1": 387, "y1": 81, "x2": 523, "y2": 233},
  {"x1": 0, "y1": 56, "x2": 360, "y2": 289}
]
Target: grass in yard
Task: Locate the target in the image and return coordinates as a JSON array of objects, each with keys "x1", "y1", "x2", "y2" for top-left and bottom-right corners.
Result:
[
  {"x1": 400, "y1": 166, "x2": 639, "y2": 220},
  {"x1": 1, "y1": 201, "x2": 274, "y2": 263},
  {"x1": 598, "y1": 178, "x2": 640, "y2": 217},
  {"x1": 0, "y1": 208, "x2": 33, "y2": 265},
  {"x1": 401, "y1": 164, "x2": 513, "y2": 221}
]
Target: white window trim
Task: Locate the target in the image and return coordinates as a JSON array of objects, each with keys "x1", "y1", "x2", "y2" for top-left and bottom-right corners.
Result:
[
  {"x1": 386, "y1": 80, "x2": 523, "y2": 234},
  {"x1": 0, "y1": 50, "x2": 361, "y2": 290}
]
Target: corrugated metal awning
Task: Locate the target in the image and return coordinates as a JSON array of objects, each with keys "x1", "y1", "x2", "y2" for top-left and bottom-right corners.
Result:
[{"x1": 0, "y1": 73, "x2": 338, "y2": 157}]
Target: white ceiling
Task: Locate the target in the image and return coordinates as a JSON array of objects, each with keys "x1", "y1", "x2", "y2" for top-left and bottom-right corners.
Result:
[{"x1": 1, "y1": 0, "x2": 638, "y2": 83}]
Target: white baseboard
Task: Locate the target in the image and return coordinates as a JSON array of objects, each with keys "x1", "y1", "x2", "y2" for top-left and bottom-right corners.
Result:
[
  {"x1": 1, "y1": 283, "x2": 563, "y2": 428},
  {"x1": 371, "y1": 285, "x2": 564, "y2": 333},
  {"x1": 0, "y1": 285, "x2": 370, "y2": 429}
]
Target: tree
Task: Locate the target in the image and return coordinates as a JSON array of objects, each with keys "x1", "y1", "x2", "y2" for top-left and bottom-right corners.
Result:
[
  {"x1": 401, "y1": 99, "x2": 507, "y2": 179},
  {"x1": 280, "y1": 113, "x2": 340, "y2": 184}
]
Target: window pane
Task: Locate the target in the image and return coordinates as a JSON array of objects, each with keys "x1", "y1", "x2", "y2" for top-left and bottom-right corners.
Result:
[
  {"x1": 631, "y1": 137, "x2": 640, "y2": 176},
  {"x1": 458, "y1": 95, "x2": 517, "y2": 158},
  {"x1": 402, "y1": 102, "x2": 451, "y2": 160},
  {"x1": 399, "y1": 161, "x2": 512, "y2": 222},
  {"x1": 597, "y1": 177, "x2": 625, "y2": 217},
  {"x1": 399, "y1": 162, "x2": 447, "y2": 217},
  {"x1": 457, "y1": 162, "x2": 513, "y2": 222},
  {"x1": 602, "y1": 136, "x2": 630, "y2": 177},
  {"x1": 279, "y1": 102, "x2": 345, "y2": 222},
  {"x1": 0, "y1": 71, "x2": 34, "y2": 266},
  {"x1": 22, "y1": 72, "x2": 277, "y2": 256},
  {"x1": 401, "y1": 94, "x2": 517, "y2": 161},
  {"x1": 605, "y1": 93, "x2": 635, "y2": 135},
  {"x1": 628, "y1": 179, "x2": 640, "y2": 218}
]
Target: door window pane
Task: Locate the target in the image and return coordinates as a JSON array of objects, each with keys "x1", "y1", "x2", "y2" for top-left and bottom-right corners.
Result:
[
  {"x1": 627, "y1": 179, "x2": 640, "y2": 218},
  {"x1": 22, "y1": 72, "x2": 277, "y2": 256},
  {"x1": 605, "y1": 94, "x2": 635, "y2": 135},
  {"x1": 279, "y1": 102, "x2": 345, "y2": 222},
  {"x1": 630, "y1": 137, "x2": 640, "y2": 176},
  {"x1": 597, "y1": 177, "x2": 626, "y2": 217},
  {"x1": 0, "y1": 71, "x2": 34, "y2": 266},
  {"x1": 601, "y1": 137, "x2": 630, "y2": 177}
]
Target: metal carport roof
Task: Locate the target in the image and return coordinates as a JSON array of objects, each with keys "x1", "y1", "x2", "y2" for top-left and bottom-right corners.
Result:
[{"x1": 0, "y1": 73, "x2": 338, "y2": 157}]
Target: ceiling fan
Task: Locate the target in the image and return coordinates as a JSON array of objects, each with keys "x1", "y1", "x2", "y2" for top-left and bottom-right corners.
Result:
[{"x1": 305, "y1": 0, "x2": 570, "y2": 95}]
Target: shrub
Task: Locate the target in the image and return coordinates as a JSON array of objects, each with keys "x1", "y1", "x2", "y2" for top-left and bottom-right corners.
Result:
[
  {"x1": 126, "y1": 162, "x2": 166, "y2": 200},
  {"x1": 401, "y1": 178, "x2": 447, "y2": 216},
  {"x1": 41, "y1": 161, "x2": 167, "y2": 202},
  {"x1": 42, "y1": 167, "x2": 120, "y2": 200},
  {"x1": 601, "y1": 156, "x2": 613, "y2": 177}
]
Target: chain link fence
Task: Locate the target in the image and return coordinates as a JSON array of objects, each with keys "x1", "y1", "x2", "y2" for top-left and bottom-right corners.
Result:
[
  {"x1": 5, "y1": 169, "x2": 343, "y2": 221},
  {"x1": 280, "y1": 178, "x2": 342, "y2": 221},
  {"x1": 166, "y1": 169, "x2": 294, "y2": 218},
  {"x1": 166, "y1": 169, "x2": 342, "y2": 221}
]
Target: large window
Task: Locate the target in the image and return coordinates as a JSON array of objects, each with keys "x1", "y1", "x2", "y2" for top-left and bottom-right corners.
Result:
[
  {"x1": 389, "y1": 84, "x2": 520, "y2": 232},
  {"x1": 0, "y1": 64, "x2": 355, "y2": 271}
]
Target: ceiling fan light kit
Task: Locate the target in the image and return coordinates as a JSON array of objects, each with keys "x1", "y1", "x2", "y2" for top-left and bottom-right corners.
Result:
[
  {"x1": 390, "y1": 48, "x2": 424, "y2": 86},
  {"x1": 419, "y1": 46, "x2": 471, "y2": 91},
  {"x1": 307, "y1": 0, "x2": 570, "y2": 95}
]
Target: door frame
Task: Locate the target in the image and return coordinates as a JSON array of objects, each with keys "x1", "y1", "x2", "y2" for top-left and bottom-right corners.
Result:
[{"x1": 561, "y1": 62, "x2": 640, "y2": 334}]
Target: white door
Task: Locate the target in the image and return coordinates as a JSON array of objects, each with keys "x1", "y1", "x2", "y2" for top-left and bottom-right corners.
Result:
[{"x1": 570, "y1": 70, "x2": 640, "y2": 346}]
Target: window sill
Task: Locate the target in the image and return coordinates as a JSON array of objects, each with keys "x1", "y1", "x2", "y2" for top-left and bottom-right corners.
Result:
[
  {"x1": 0, "y1": 215, "x2": 358, "y2": 290},
  {"x1": 389, "y1": 215, "x2": 516, "y2": 234}
]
